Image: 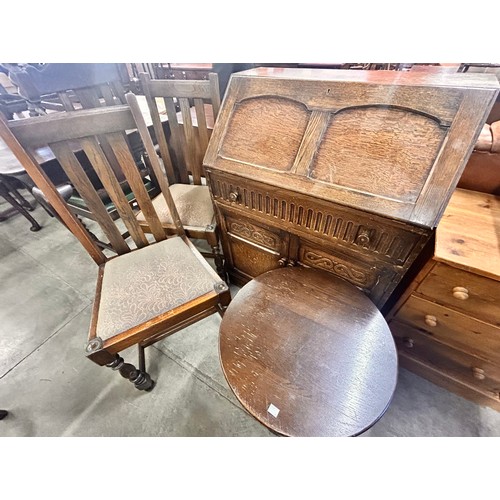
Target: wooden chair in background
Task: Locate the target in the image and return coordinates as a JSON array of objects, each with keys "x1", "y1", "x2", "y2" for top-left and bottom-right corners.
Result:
[
  {"x1": 4, "y1": 64, "x2": 159, "y2": 251},
  {"x1": 0, "y1": 93, "x2": 231, "y2": 391},
  {"x1": 137, "y1": 72, "x2": 225, "y2": 278},
  {"x1": 5, "y1": 63, "x2": 130, "y2": 115}
]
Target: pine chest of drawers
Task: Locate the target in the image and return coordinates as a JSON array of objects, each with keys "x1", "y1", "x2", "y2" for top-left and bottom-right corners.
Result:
[
  {"x1": 204, "y1": 68, "x2": 498, "y2": 309},
  {"x1": 387, "y1": 188, "x2": 500, "y2": 409}
]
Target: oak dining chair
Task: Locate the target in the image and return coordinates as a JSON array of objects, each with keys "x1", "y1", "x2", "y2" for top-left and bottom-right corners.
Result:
[
  {"x1": 137, "y1": 72, "x2": 225, "y2": 278},
  {"x1": 0, "y1": 92, "x2": 231, "y2": 391}
]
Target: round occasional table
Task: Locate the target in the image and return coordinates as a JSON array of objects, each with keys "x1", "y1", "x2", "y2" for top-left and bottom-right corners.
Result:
[{"x1": 219, "y1": 266, "x2": 398, "y2": 437}]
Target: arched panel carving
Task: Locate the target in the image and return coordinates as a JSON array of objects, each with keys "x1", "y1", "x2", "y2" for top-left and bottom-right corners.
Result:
[
  {"x1": 310, "y1": 106, "x2": 446, "y2": 203},
  {"x1": 220, "y1": 96, "x2": 310, "y2": 171}
]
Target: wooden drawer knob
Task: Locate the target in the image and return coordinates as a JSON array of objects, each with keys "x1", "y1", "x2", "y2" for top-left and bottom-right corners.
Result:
[
  {"x1": 452, "y1": 286, "x2": 469, "y2": 300},
  {"x1": 424, "y1": 314, "x2": 437, "y2": 327},
  {"x1": 403, "y1": 337, "x2": 414, "y2": 348},
  {"x1": 229, "y1": 191, "x2": 239, "y2": 202},
  {"x1": 472, "y1": 367, "x2": 486, "y2": 380}
]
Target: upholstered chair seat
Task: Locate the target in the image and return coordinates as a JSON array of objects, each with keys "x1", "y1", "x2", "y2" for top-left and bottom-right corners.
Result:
[
  {"x1": 136, "y1": 184, "x2": 215, "y2": 229},
  {"x1": 96, "y1": 236, "x2": 218, "y2": 342}
]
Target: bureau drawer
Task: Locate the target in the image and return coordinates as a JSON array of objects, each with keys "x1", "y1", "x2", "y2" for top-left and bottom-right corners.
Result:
[
  {"x1": 391, "y1": 320, "x2": 500, "y2": 399},
  {"x1": 217, "y1": 207, "x2": 289, "y2": 284},
  {"x1": 207, "y1": 169, "x2": 428, "y2": 266},
  {"x1": 417, "y1": 262, "x2": 500, "y2": 326},
  {"x1": 225, "y1": 214, "x2": 281, "y2": 252},
  {"x1": 296, "y1": 239, "x2": 397, "y2": 306},
  {"x1": 395, "y1": 295, "x2": 500, "y2": 362}
]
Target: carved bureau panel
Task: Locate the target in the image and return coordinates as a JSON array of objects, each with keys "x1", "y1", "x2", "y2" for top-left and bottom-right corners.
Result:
[
  {"x1": 225, "y1": 215, "x2": 281, "y2": 252},
  {"x1": 213, "y1": 182, "x2": 422, "y2": 307},
  {"x1": 311, "y1": 107, "x2": 447, "y2": 203},
  {"x1": 217, "y1": 207, "x2": 290, "y2": 283},
  {"x1": 205, "y1": 68, "x2": 498, "y2": 309},
  {"x1": 296, "y1": 240, "x2": 397, "y2": 305},
  {"x1": 207, "y1": 169, "x2": 430, "y2": 266}
]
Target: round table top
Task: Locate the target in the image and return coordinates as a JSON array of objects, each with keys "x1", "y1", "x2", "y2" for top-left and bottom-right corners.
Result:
[
  {"x1": 0, "y1": 136, "x2": 26, "y2": 175},
  {"x1": 219, "y1": 267, "x2": 398, "y2": 437}
]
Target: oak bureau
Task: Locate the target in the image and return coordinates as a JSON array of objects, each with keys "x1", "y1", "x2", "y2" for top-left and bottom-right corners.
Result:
[{"x1": 204, "y1": 67, "x2": 499, "y2": 310}]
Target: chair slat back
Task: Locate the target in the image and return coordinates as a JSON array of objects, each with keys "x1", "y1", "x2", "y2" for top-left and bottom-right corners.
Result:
[
  {"x1": 0, "y1": 115, "x2": 107, "y2": 265},
  {"x1": 139, "y1": 72, "x2": 221, "y2": 185},
  {"x1": 6, "y1": 95, "x2": 186, "y2": 257},
  {"x1": 64, "y1": 82, "x2": 130, "y2": 182},
  {"x1": 49, "y1": 141, "x2": 131, "y2": 254}
]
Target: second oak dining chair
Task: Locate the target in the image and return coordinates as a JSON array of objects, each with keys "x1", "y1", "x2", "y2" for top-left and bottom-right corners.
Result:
[
  {"x1": 136, "y1": 72, "x2": 225, "y2": 278},
  {"x1": 0, "y1": 92, "x2": 231, "y2": 391}
]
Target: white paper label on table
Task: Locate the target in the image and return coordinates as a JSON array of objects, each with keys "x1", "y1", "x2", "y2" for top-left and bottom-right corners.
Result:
[{"x1": 267, "y1": 403, "x2": 280, "y2": 418}]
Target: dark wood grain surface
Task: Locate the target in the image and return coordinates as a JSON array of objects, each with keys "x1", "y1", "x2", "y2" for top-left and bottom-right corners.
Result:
[
  {"x1": 219, "y1": 266, "x2": 398, "y2": 436},
  {"x1": 205, "y1": 68, "x2": 498, "y2": 228}
]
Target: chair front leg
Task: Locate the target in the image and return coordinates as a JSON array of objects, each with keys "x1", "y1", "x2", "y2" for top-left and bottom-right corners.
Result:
[
  {"x1": 106, "y1": 354, "x2": 155, "y2": 392},
  {"x1": 86, "y1": 339, "x2": 155, "y2": 392}
]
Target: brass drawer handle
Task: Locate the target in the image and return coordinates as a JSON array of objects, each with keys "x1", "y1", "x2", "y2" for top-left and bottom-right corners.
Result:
[
  {"x1": 424, "y1": 314, "x2": 437, "y2": 327},
  {"x1": 472, "y1": 367, "x2": 485, "y2": 380},
  {"x1": 229, "y1": 191, "x2": 239, "y2": 202},
  {"x1": 452, "y1": 286, "x2": 469, "y2": 300},
  {"x1": 355, "y1": 232, "x2": 371, "y2": 247}
]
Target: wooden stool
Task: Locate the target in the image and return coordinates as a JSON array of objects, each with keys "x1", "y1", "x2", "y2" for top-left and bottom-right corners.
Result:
[{"x1": 219, "y1": 267, "x2": 398, "y2": 437}]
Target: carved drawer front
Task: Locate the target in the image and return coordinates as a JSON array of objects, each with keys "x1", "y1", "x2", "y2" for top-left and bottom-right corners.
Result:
[
  {"x1": 417, "y1": 262, "x2": 500, "y2": 326},
  {"x1": 394, "y1": 295, "x2": 500, "y2": 363},
  {"x1": 225, "y1": 215, "x2": 281, "y2": 252},
  {"x1": 296, "y1": 240, "x2": 396, "y2": 306},
  {"x1": 207, "y1": 169, "x2": 426, "y2": 266},
  {"x1": 391, "y1": 320, "x2": 500, "y2": 400},
  {"x1": 219, "y1": 210, "x2": 288, "y2": 283}
]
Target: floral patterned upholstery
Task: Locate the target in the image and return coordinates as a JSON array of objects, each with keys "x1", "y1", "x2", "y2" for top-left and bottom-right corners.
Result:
[
  {"x1": 96, "y1": 236, "x2": 217, "y2": 341},
  {"x1": 136, "y1": 184, "x2": 215, "y2": 228}
]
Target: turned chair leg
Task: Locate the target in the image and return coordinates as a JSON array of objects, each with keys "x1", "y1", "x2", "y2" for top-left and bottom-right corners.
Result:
[{"x1": 106, "y1": 354, "x2": 155, "y2": 392}]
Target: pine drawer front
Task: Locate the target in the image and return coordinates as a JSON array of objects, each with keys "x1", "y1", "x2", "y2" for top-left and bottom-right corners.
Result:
[
  {"x1": 394, "y1": 295, "x2": 500, "y2": 363},
  {"x1": 391, "y1": 320, "x2": 500, "y2": 399},
  {"x1": 417, "y1": 263, "x2": 500, "y2": 326}
]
